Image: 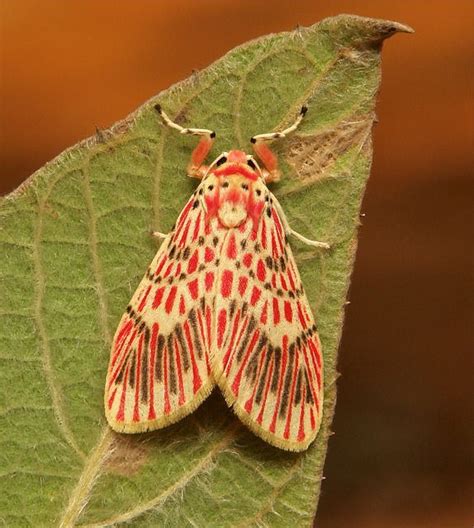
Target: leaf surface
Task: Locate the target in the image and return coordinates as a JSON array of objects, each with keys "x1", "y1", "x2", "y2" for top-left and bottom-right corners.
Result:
[{"x1": 0, "y1": 15, "x2": 411, "y2": 527}]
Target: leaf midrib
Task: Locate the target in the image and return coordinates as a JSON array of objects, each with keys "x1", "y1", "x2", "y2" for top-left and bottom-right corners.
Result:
[{"x1": 77, "y1": 424, "x2": 239, "y2": 528}]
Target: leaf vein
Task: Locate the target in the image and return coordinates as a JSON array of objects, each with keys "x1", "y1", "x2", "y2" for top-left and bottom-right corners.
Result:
[
  {"x1": 59, "y1": 427, "x2": 114, "y2": 528},
  {"x1": 82, "y1": 160, "x2": 113, "y2": 347},
  {"x1": 78, "y1": 424, "x2": 239, "y2": 528},
  {"x1": 32, "y1": 195, "x2": 86, "y2": 461},
  {"x1": 235, "y1": 457, "x2": 303, "y2": 528}
]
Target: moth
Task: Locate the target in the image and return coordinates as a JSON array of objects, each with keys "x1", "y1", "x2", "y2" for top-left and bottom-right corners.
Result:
[{"x1": 104, "y1": 104, "x2": 329, "y2": 451}]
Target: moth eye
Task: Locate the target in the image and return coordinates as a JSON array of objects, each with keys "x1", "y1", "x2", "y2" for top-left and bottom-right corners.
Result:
[
  {"x1": 241, "y1": 183, "x2": 249, "y2": 191},
  {"x1": 216, "y1": 156, "x2": 227, "y2": 166},
  {"x1": 256, "y1": 189, "x2": 262, "y2": 196},
  {"x1": 247, "y1": 159, "x2": 257, "y2": 170},
  {"x1": 222, "y1": 181, "x2": 229, "y2": 188},
  {"x1": 207, "y1": 184, "x2": 214, "y2": 191}
]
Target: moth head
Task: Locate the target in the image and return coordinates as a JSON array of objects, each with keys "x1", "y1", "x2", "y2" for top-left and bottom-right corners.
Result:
[
  {"x1": 207, "y1": 150, "x2": 263, "y2": 181},
  {"x1": 202, "y1": 150, "x2": 267, "y2": 228}
]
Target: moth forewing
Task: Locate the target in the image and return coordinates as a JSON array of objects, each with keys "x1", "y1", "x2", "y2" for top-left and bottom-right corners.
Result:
[
  {"x1": 210, "y1": 191, "x2": 324, "y2": 451},
  {"x1": 104, "y1": 192, "x2": 216, "y2": 433}
]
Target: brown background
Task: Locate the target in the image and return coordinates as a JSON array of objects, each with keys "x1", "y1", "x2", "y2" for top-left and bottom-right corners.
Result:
[{"x1": 1, "y1": 1, "x2": 473, "y2": 526}]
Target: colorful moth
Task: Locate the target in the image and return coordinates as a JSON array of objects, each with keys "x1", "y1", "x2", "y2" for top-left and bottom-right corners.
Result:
[{"x1": 104, "y1": 104, "x2": 329, "y2": 451}]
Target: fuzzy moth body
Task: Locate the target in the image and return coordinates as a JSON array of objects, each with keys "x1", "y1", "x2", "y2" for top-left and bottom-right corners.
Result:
[{"x1": 104, "y1": 105, "x2": 327, "y2": 451}]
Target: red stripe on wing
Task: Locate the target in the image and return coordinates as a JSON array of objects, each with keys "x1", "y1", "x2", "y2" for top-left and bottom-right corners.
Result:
[
  {"x1": 183, "y1": 319, "x2": 203, "y2": 393},
  {"x1": 174, "y1": 337, "x2": 185, "y2": 405},
  {"x1": 163, "y1": 339, "x2": 170, "y2": 415},
  {"x1": 148, "y1": 324, "x2": 159, "y2": 420},
  {"x1": 133, "y1": 333, "x2": 144, "y2": 422},
  {"x1": 109, "y1": 329, "x2": 137, "y2": 389},
  {"x1": 297, "y1": 386, "x2": 306, "y2": 441},
  {"x1": 283, "y1": 352, "x2": 300, "y2": 440},
  {"x1": 116, "y1": 363, "x2": 130, "y2": 422},
  {"x1": 111, "y1": 319, "x2": 133, "y2": 368},
  {"x1": 222, "y1": 308, "x2": 241, "y2": 370},
  {"x1": 256, "y1": 358, "x2": 275, "y2": 426}
]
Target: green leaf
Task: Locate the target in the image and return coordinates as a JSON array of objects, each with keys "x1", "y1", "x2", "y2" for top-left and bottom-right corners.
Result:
[{"x1": 0, "y1": 15, "x2": 412, "y2": 528}]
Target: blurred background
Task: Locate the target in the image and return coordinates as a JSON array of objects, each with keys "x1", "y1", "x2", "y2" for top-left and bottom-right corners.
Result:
[{"x1": 1, "y1": 1, "x2": 472, "y2": 526}]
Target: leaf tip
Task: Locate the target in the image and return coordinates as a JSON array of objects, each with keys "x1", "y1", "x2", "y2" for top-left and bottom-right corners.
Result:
[
  {"x1": 372, "y1": 19, "x2": 415, "y2": 39},
  {"x1": 315, "y1": 14, "x2": 414, "y2": 47}
]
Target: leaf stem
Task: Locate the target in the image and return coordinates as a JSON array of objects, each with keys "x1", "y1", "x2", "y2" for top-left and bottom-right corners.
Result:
[
  {"x1": 78, "y1": 424, "x2": 239, "y2": 528},
  {"x1": 59, "y1": 427, "x2": 114, "y2": 528}
]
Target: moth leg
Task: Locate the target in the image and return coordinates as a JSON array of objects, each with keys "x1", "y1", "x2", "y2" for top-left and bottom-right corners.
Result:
[
  {"x1": 150, "y1": 230, "x2": 169, "y2": 240},
  {"x1": 271, "y1": 193, "x2": 330, "y2": 249},
  {"x1": 286, "y1": 228, "x2": 330, "y2": 249},
  {"x1": 154, "y1": 104, "x2": 215, "y2": 179},
  {"x1": 251, "y1": 105, "x2": 307, "y2": 183}
]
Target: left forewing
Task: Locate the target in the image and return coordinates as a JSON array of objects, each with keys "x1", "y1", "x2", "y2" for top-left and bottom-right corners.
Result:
[
  {"x1": 211, "y1": 205, "x2": 323, "y2": 451},
  {"x1": 105, "y1": 192, "x2": 216, "y2": 433}
]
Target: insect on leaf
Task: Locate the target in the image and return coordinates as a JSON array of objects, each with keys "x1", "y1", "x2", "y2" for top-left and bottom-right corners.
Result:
[{"x1": 0, "y1": 15, "x2": 412, "y2": 528}]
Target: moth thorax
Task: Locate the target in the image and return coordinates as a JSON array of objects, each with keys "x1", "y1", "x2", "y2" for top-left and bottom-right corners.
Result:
[
  {"x1": 218, "y1": 201, "x2": 247, "y2": 228},
  {"x1": 217, "y1": 174, "x2": 250, "y2": 228}
]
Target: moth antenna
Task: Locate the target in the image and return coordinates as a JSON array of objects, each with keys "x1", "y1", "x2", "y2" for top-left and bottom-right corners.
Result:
[
  {"x1": 250, "y1": 105, "x2": 308, "y2": 183},
  {"x1": 251, "y1": 105, "x2": 307, "y2": 144},
  {"x1": 154, "y1": 104, "x2": 215, "y2": 138},
  {"x1": 154, "y1": 104, "x2": 216, "y2": 179}
]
